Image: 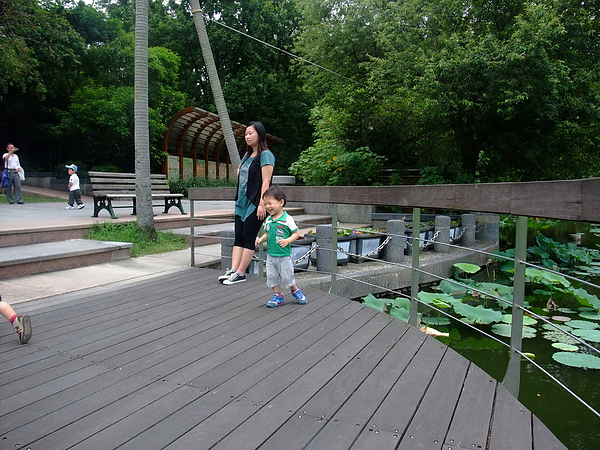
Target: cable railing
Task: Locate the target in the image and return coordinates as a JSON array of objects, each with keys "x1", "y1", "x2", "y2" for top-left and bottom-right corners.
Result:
[{"x1": 188, "y1": 180, "x2": 600, "y2": 428}]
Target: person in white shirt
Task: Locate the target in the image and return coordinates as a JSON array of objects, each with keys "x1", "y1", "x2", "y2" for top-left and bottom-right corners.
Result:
[
  {"x1": 65, "y1": 164, "x2": 84, "y2": 209},
  {"x1": 2, "y1": 143, "x2": 24, "y2": 204}
]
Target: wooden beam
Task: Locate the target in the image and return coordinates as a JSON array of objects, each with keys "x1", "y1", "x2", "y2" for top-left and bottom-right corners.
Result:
[{"x1": 187, "y1": 178, "x2": 600, "y2": 222}]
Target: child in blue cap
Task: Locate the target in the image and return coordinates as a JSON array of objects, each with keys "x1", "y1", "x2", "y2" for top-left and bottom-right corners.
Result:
[{"x1": 65, "y1": 164, "x2": 84, "y2": 209}]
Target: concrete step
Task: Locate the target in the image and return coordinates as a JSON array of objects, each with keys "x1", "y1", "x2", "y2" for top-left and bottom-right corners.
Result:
[{"x1": 0, "y1": 239, "x2": 132, "y2": 280}]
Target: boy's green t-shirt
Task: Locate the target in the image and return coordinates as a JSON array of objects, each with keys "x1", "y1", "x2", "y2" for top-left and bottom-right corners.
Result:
[{"x1": 263, "y1": 211, "x2": 298, "y2": 257}]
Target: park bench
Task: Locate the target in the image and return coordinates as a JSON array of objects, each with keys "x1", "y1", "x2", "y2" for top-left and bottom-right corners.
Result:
[{"x1": 88, "y1": 171, "x2": 186, "y2": 219}]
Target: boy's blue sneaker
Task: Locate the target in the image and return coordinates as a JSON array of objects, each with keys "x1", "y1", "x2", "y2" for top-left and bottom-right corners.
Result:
[
  {"x1": 292, "y1": 289, "x2": 307, "y2": 305},
  {"x1": 267, "y1": 293, "x2": 285, "y2": 308}
]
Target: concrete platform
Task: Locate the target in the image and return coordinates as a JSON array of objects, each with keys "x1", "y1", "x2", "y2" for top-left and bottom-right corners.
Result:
[{"x1": 0, "y1": 239, "x2": 132, "y2": 280}]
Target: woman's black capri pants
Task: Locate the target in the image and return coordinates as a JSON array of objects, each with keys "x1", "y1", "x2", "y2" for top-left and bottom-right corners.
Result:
[{"x1": 234, "y1": 212, "x2": 264, "y2": 250}]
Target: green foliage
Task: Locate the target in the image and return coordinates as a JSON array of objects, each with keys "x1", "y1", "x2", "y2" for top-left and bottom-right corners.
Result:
[
  {"x1": 85, "y1": 222, "x2": 187, "y2": 257},
  {"x1": 168, "y1": 177, "x2": 236, "y2": 197},
  {"x1": 289, "y1": 141, "x2": 386, "y2": 186}
]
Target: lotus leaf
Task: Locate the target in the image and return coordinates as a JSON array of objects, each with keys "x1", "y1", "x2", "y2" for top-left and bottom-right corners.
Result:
[
  {"x1": 491, "y1": 323, "x2": 537, "y2": 338},
  {"x1": 579, "y1": 311, "x2": 600, "y2": 321},
  {"x1": 572, "y1": 329, "x2": 600, "y2": 343},
  {"x1": 392, "y1": 297, "x2": 411, "y2": 310},
  {"x1": 501, "y1": 314, "x2": 537, "y2": 326},
  {"x1": 362, "y1": 294, "x2": 386, "y2": 312},
  {"x1": 542, "y1": 323, "x2": 572, "y2": 332},
  {"x1": 552, "y1": 343, "x2": 579, "y2": 352},
  {"x1": 422, "y1": 316, "x2": 451, "y2": 326},
  {"x1": 552, "y1": 316, "x2": 572, "y2": 322},
  {"x1": 454, "y1": 263, "x2": 481, "y2": 274},
  {"x1": 557, "y1": 308, "x2": 578, "y2": 314},
  {"x1": 567, "y1": 320, "x2": 599, "y2": 330},
  {"x1": 542, "y1": 331, "x2": 580, "y2": 345},
  {"x1": 525, "y1": 268, "x2": 570, "y2": 287},
  {"x1": 552, "y1": 352, "x2": 600, "y2": 369},
  {"x1": 453, "y1": 303, "x2": 503, "y2": 324},
  {"x1": 569, "y1": 287, "x2": 600, "y2": 310},
  {"x1": 389, "y1": 306, "x2": 409, "y2": 322},
  {"x1": 418, "y1": 292, "x2": 458, "y2": 308},
  {"x1": 439, "y1": 279, "x2": 467, "y2": 297}
]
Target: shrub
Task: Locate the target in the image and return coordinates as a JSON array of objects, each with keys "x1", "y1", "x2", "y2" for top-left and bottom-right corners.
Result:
[
  {"x1": 168, "y1": 177, "x2": 236, "y2": 197},
  {"x1": 289, "y1": 141, "x2": 387, "y2": 186}
]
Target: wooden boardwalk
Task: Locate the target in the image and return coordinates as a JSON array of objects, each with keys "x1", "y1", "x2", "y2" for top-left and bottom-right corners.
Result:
[{"x1": 1, "y1": 268, "x2": 566, "y2": 449}]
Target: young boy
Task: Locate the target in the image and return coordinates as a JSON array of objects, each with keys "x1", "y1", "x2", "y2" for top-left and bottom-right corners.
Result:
[
  {"x1": 255, "y1": 185, "x2": 307, "y2": 307},
  {"x1": 65, "y1": 164, "x2": 84, "y2": 209},
  {"x1": 0, "y1": 295, "x2": 32, "y2": 344}
]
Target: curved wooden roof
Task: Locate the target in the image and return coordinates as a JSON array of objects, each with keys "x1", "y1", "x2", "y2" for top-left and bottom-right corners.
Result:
[{"x1": 162, "y1": 107, "x2": 284, "y2": 179}]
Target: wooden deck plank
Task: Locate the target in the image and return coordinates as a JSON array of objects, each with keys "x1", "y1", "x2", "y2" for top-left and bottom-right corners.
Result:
[
  {"x1": 124, "y1": 304, "x2": 385, "y2": 448},
  {"x1": 69, "y1": 295, "x2": 360, "y2": 449},
  {"x1": 0, "y1": 268, "x2": 567, "y2": 450},
  {"x1": 260, "y1": 322, "x2": 425, "y2": 450},
  {"x1": 488, "y1": 384, "x2": 533, "y2": 450},
  {"x1": 443, "y1": 364, "x2": 497, "y2": 449}
]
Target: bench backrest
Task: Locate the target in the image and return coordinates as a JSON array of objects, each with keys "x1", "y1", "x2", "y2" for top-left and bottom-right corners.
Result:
[{"x1": 88, "y1": 171, "x2": 172, "y2": 195}]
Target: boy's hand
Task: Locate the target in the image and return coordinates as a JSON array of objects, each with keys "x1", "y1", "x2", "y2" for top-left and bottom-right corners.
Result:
[
  {"x1": 278, "y1": 238, "x2": 291, "y2": 248},
  {"x1": 255, "y1": 237, "x2": 262, "y2": 247}
]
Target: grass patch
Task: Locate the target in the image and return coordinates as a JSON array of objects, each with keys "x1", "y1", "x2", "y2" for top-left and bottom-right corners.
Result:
[
  {"x1": 85, "y1": 222, "x2": 189, "y2": 257},
  {"x1": 0, "y1": 194, "x2": 64, "y2": 203}
]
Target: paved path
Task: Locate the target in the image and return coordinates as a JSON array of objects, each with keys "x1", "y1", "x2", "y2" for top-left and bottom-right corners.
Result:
[{"x1": 1, "y1": 186, "x2": 232, "y2": 304}]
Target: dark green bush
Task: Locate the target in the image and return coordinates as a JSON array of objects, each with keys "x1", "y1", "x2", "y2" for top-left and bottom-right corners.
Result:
[{"x1": 168, "y1": 177, "x2": 236, "y2": 197}]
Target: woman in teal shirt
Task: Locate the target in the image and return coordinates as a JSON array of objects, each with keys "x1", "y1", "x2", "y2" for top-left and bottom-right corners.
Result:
[{"x1": 220, "y1": 122, "x2": 275, "y2": 284}]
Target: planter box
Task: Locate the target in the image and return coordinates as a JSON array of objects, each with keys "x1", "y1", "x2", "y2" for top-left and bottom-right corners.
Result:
[
  {"x1": 291, "y1": 236, "x2": 315, "y2": 271},
  {"x1": 310, "y1": 234, "x2": 354, "y2": 266},
  {"x1": 404, "y1": 226, "x2": 434, "y2": 255},
  {"x1": 349, "y1": 233, "x2": 385, "y2": 263}
]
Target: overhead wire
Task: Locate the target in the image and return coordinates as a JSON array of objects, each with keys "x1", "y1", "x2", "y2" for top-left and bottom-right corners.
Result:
[{"x1": 206, "y1": 17, "x2": 359, "y2": 84}]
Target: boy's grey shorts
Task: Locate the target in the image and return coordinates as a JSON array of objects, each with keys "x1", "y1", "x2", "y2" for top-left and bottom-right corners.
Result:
[{"x1": 266, "y1": 255, "x2": 296, "y2": 289}]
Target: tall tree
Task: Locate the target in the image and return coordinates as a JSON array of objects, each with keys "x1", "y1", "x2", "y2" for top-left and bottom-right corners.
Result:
[
  {"x1": 190, "y1": 0, "x2": 240, "y2": 168},
  {"x1": 134, "y1": 0, "x2": 156, "y2": 237}
]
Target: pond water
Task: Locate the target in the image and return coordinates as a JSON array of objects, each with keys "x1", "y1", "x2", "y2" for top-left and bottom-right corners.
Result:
[{"x1": 375, "y1": 219, "x2": 600, "y2": 449}]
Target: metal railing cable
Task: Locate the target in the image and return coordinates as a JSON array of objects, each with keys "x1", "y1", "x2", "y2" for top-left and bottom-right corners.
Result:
[{"x1": 308, "y1": 237, "x2": 600, "y2": 418}]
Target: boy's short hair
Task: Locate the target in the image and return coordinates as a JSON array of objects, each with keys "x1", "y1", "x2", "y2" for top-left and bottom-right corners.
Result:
[{"x1": 263, "y1": 185, "x2": 287, "y2": 206}]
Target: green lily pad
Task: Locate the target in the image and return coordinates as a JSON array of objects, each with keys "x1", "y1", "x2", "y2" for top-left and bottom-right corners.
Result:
[
  {"x1": 542, "y1": 331, "x2": 580, "y2": 345},
  {"x1": 579, "y1": 311, "x2": 600, "y2": 321},
  {"x1": 552, "y1": 316, "x2": 572, "y2": 322},
  {"x1": 572, "y1": 329, "x2": 600, "y2": 343},
  {"x1": 552, "y1": 343, "x2": 579, "y2": 352},
  {"x1": 362, "y1": 294, "x2": 386, "y2": 312},
  {"x1": 491, "y1": 323, "x2": 537, "y2": 338},
  {"x1": 418, "y1": 291, "x2": 459, "y2": 308},
  {"x1": 422, "y1": 316, "x2": 451, "y2": 326},
  {"x1": 453, "y1": 303, "x2": 503, "y2": 325},
  {"x1": 557, "y1": 308, "x2": 578, "y2": 314},
  {"x1": 454, "y1": 263, "x2": 481, "y2": 273},
  {"x1": 567, "y1": 320, "x2": 599, "y2": 330},
  {"x1": 552, "y1": 352, "x2": 600, "y2": 369},
  {"x1": 542, "y1": 323, "x2": 572, "y2": 332},
  {"x1": 502, "y1": 314, "x2": 537, "y2": 326},
  {"x1": 389, "y1": 306, "x2": 409, "y2": 322}
]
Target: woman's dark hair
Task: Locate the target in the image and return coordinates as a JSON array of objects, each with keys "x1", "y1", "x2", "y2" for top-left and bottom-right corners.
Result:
[
  {"x1": 245, "y1": 121, "x2": 269, "y2": 156},
  {"x1": 262, "y1": 185, "x2": 286, "y2": 206}
]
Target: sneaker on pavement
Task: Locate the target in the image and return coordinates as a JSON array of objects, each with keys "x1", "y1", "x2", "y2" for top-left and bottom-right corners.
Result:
[
  {"x1": 222, "y1": 272, "x2": 246, "y2": 285},
  {"x1": 66, "y1": 205, "x2": 74, "y2": 209},
  {"x1": 292, "y1": 289, "x2": 307, "y2": 305},
  {"x1": 78, "y1": 204, "x2": 85, "y2": 209},
  {"x1": 218, "y1": 268, "x2": 236, "y2": 283},
  {"x1": 266, "y1": 293, "x2": 285, "y2": 308},
  {"x1": 14, "y1": 315, "x2": 32, "y2": 344}
]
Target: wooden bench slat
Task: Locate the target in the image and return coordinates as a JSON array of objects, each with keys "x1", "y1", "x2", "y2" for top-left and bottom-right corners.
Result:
[{"x1": 89, "y1": 172, "x2": 186, "y2": 219}]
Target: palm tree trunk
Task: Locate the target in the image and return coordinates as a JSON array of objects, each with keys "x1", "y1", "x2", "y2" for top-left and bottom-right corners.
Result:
[
  {"x1": 134, "y1": 0, "x2": 156, "y2": 238},
  {"x1": 189, "y1": 0, "x2": 241, "y2": 169}
]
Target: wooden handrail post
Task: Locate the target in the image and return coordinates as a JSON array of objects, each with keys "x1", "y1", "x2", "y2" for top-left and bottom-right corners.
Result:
[
  {"x1": 502, "y1": 215, "x2": 527, "y2": 396},
  {"x1": 409, "y1": 208, "x2": 421, "y2": 327}
]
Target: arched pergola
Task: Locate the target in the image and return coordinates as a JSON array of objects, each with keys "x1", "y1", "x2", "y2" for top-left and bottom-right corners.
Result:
[{"x1": 162, "y1": 107, "x2": 284, "y2": 180}]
